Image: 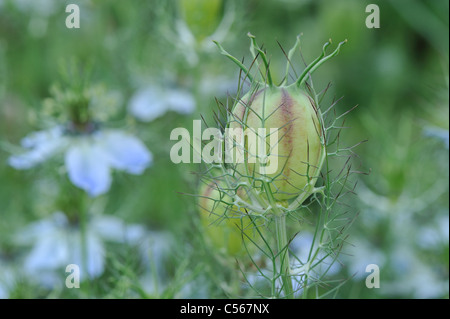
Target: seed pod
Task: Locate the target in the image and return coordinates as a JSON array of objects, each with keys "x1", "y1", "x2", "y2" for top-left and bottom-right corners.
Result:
[
  {"x1": 178, "y1": 0, "x2": 222, "y2": 41},
  {"x1": 198, "y1": 181, "x2": 254, "y2": 257},
  {"x1": 217, "y1": 36, "x2": 346, "y2": 203},
  {"x1": 228, "y1": 85, "x2": 324, "y2": 202}
]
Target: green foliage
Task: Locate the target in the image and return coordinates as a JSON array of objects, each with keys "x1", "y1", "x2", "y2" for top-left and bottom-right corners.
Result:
[{"x1": 0, "y1": 0, "x2": 448, "y2": 299}]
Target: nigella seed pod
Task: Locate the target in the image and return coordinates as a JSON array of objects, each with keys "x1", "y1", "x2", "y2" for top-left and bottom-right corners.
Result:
[
  {"x1": 217, "y1": 34, "x2": 346, "y2": 203},
  {"x1": 229, "y1": 85, "x2": 323, "y2": 201},
  {"x1": 212, "y1": 34, "x2": 348, "y2": 298},
  {"x1": 198, "y1": 180, "x2": 255, "y2": 257}
]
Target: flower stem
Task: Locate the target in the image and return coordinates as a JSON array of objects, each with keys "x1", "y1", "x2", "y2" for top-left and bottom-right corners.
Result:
[
  {"x1": 79, "y1": 192, "x2": 90, "y2": 293},
  {"x1": 274, "y1": 214, "x2": 293, "y2": 298},
  {"x1": 261, "y1": 181, "x2": 293, "y2": 298}
]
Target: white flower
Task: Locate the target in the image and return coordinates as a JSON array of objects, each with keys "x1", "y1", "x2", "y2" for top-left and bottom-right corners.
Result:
[
  {"x1": 9, "y1": 127, "x2": 152, "y2": 197},
  {"x1": 14, "y1": 212, "x2": 146, "y2": 286},
  {"x1": 128, "y1": 86, "x2": 195, "y2": 122}
]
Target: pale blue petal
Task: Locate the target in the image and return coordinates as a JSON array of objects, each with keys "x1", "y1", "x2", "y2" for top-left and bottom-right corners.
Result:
[
  {"x1": 24, "y1": 231, "x2": 68, "y2": 272},
  {"x1": 166, "y1": 89, "x2": 195, "y2": 114},
  {"x1": 16, "y1": 212, "x2": 108, "y2": 282},
  {"x1": 71, "y1": 232, "x2": 105, "y2": 279},
  {"x1": 91, "y1": 215, "x2": 146, "y2": 244},
  {"x1": 8, "y1": 127, "x2": 66, "y2": 169},
  {"x1": 424, "y1": 126, "x2": 449, "y2": 149},
  {"x1": 20, "y1": 126, "x2": 63, "y2": 148},
  {"x1": 124, "y1": 224, "x2": 147, "y2": 244},
  {"x1": 16, "y1": 213, "x2": 69, "y2": 273},
  {"x1": 101, "y1": 130, "x2": 152, "y2": 175},
  {"x1": 85, "y1": 235, "x2": 105, "y2": 279},
  {"x1": 128, "y1": 87, "x2": 169, "y2": 122},
  {"x1": 90, "y1": 215, "x2": 125, "y2": 241},
  {"x1": 65, "y1": 140, "x2": 112, "y2": 197},
  {"x1": 14, "y1": 212, "x2": 68, "y2": 245}
]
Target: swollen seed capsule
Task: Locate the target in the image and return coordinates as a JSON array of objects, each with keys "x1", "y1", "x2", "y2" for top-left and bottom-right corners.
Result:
[
  {"x1": 216, "y1": 35, "x2": 346, "y2": 203},
  {"x1": 198, "y1": 181, "x2": 254, "y2": 257},
  {"x1": 228, "y1": 85, "x2": 324, "y2": 202}
]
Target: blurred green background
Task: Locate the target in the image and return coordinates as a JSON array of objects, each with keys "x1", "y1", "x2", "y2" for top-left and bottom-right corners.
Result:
[{"x1": 0, "y1": 0, "x2": 448, "y2": 298}]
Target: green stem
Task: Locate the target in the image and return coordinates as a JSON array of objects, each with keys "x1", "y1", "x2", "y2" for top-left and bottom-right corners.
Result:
[
  {"x1": 79, "y1": 192, "x2": 90, "y2": 293},
  {"x1": 275, "y1": 214, "x2": 293, "y2": 299},
  {"x1": 262, "y1": 181, "x2": 293, "y2": 298}
]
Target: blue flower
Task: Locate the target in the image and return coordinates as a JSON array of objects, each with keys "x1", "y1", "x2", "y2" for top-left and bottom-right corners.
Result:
[
  {"x1": 9, "y1": 127, "x2": 152, "y2": 197},
  {"x1": 128, "y1": 86, "x2": 195, "y2": 122},
  {"x1": 14, "y1": 212, "x2": 146, "y2": 286}
]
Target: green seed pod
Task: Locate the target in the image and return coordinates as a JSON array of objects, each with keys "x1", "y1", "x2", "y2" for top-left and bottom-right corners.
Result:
[
  {"x1": 212, "y1": 35, "x2": 347, "y2": 298},
  {"x1": 216, "y1": 34, "x2": 346, "y2": 204},
  {"x1": 229, "y1": 85, "x2": 323, "y2": 201},
  {"x1": 198, "y1": 181, "x2": 254, "y2": 257}
]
